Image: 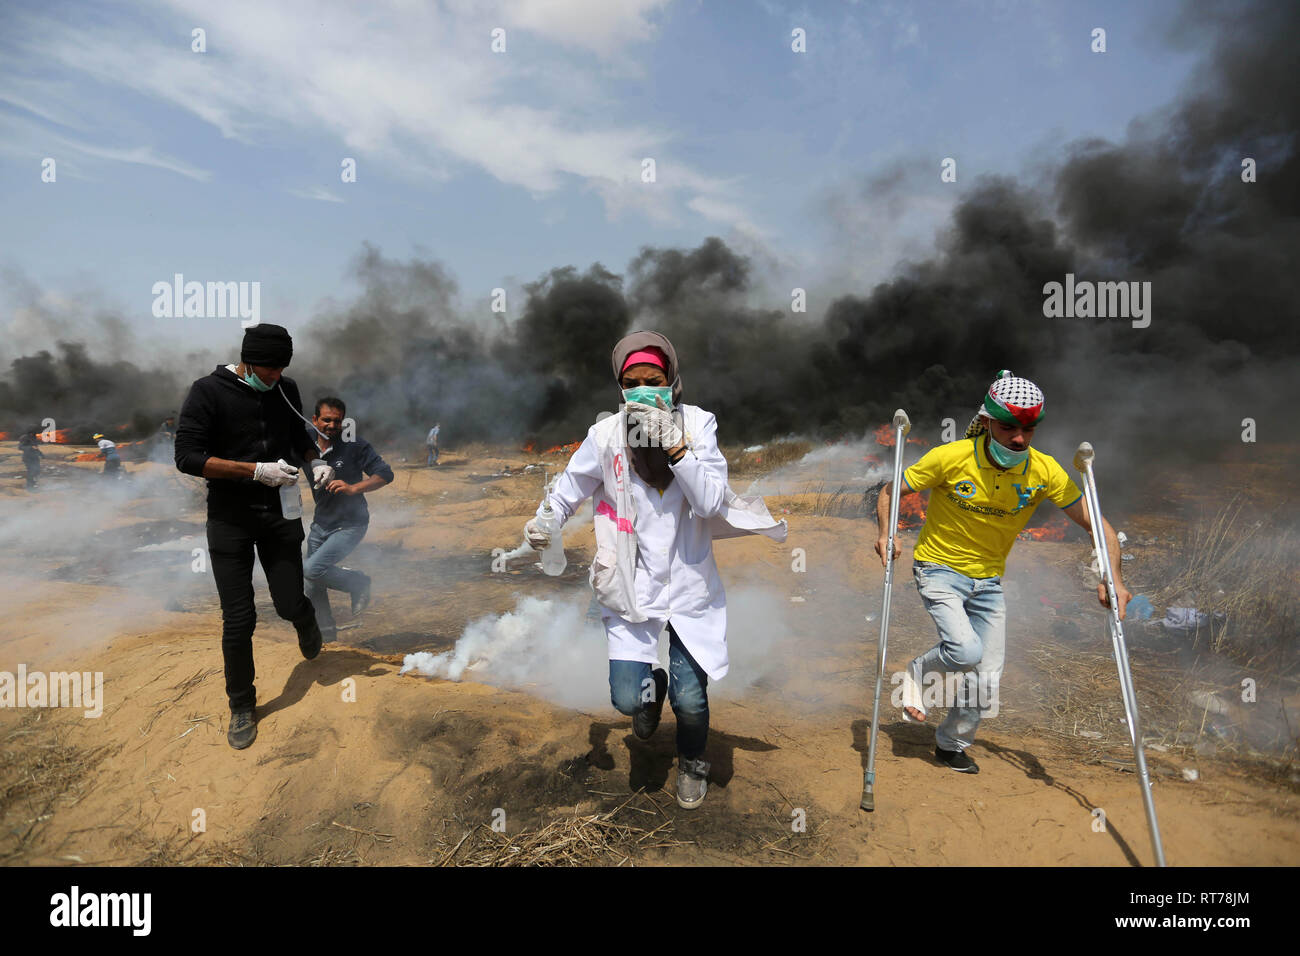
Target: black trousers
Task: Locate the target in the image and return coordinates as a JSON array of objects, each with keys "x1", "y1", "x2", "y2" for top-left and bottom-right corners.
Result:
[{"x1": 207, "y1": 508, "x2": 316, "y2": 710}]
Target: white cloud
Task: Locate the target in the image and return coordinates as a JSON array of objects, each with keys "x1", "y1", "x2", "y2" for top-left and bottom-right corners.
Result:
[
  {"x1": 2, "y1": 0, "x2": 763, "y2": 234},
  {"x1": 289, "y1": 185, "x2": 345, "y2": 203},
  {"x1": 687, "y1": 195, "x2": 772, "y2": 241},
  {"x1": 0, "y1": 107, "x2": 211, "y2": 181},
  {"x1": 495, "y1": 0, "x2": 671, "y2": 56},
  {"x1": 62, "y1": 139, "x2": 212, "y2": 181}
]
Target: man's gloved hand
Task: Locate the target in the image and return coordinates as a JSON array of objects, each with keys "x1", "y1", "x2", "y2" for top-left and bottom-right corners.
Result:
[
  {"x1": 253, "y1": 459, "x2": 299, "y2": 487},
  {"x1": 310, "y1": 460, "x2": 336, "y2": 490},
  {"x1": 524, "y1": 518, "x2": 550, "y2": 551},
  {"x1": 627, "y1": 395, "x2": 683, "y2": 451}
]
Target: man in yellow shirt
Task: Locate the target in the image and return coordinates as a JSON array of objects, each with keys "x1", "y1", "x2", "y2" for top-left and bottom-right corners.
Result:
[{"x1": 875, "y1": 372, "x2": 1130, "y2": 773}]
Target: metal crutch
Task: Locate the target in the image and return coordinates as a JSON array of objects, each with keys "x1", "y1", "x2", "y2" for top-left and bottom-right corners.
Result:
[
  {"x1": 861, "y1": 409, "x2": 911, "y2": 812},
  {"x1": 1073, "y1": 442, "x2": 1167, "y2": 866}
]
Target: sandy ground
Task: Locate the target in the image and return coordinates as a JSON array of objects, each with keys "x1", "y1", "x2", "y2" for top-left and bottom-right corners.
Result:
[{"x1": 1, "y1": 441, "x2": 1297, "y2": 866}]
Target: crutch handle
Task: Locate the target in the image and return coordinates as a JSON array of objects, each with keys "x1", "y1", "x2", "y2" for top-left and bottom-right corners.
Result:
[
  {"x1": 892, "y1": 409, "x2": 912, "y2": 435},
  {"x1": 1072, "y1": 441, "x2": 1095, "y2": 471}
]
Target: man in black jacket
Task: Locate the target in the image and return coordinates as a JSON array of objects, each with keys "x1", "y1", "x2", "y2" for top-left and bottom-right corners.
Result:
[
  {"x1": 174, "y1": 323, "x2": 336, "y2": 750},
  {"x1": 304, "y1": 396, "x2": 394, "y2": 641}
]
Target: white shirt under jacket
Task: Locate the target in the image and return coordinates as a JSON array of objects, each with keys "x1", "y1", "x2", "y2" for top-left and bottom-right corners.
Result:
[{"x1": 540, "y1": 404, "x2": 784, "y2": 682}]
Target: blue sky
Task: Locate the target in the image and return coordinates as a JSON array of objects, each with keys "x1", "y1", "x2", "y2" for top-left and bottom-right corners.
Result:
[{"x1": 0, "y1": 0, "x2": 1199, "y2": 355}]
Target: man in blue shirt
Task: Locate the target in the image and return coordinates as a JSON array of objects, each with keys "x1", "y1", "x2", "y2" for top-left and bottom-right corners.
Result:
[{"x1": 305, "y1": 397, "x2": 394, "y2": 642}]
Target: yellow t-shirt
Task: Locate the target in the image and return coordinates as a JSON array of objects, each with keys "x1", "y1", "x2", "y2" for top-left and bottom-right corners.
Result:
[{"x1": 902, "y1": 436, "x2": 1083, "y2": 578}]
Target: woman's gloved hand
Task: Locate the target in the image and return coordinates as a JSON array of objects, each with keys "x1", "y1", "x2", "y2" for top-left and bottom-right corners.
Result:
[
  {"x1": 253, "y1": 459, "x2": 299, "y2": 487},
  {"x1": 524, "y1": 518, "x2": 551, "y2": 551},
  {"x1": 626, "y1": 395, "x2": 683, "y2": 451}
]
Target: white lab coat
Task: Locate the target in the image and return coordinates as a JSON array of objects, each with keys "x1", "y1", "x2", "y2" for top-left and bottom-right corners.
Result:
[{"x1": 540, "y1": 404, "x2": 785, "y2": 681}]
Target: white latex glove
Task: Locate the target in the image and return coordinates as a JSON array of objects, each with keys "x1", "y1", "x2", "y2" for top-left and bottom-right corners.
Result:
[
  {"x1": 253, "y1": 459, "x2": 299, "y2": 487},
  {"x1": 524, "y1": 518, "x2": 551, "y2": 551},
  {"x1": 626, "y1": 396, "x2": 683, "y2": 451},
  {"x1": 310, "y1": 459, "x2": 335, "y2": 490}
]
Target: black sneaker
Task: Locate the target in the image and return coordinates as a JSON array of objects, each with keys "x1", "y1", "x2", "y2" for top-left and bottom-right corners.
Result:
[
  {"x1": 632, "y1": 668, "x2": 668, "y2": 740},
  {"x1": 936, "y1": 745, "x2": 980, "y2": 774},
  {"x1": 350, "y1": 573, "x2": 372, "y2": 616},
  {"x1": 296, "y1": 617, "x2": 323, "y2": 660},
  {"x1": 228, "y1": 708, "x2": 257, "y2": 750}
]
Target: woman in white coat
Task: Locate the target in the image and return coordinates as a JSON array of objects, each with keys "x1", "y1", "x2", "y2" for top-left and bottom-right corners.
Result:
[{"x1": 525, "y1": 331, "x2": 786, "y2": 808}]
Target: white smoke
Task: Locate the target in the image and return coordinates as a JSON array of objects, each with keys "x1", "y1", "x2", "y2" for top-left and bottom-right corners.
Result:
[
  {"x1": 400, "y1": 593, "x2": 609, "y2": 708},
  {"x1": 399, "y1": 583, "x2": 810, "y2": 711},
  {"x1": 743, "y1": 436, "x2": 895, "y2": 497}
]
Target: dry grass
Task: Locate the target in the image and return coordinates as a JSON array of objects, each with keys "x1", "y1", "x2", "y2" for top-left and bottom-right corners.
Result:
[
  {"x1": 0, "y1": 715, "x2": 118, "y2": 862},
  {"x1": 1153, "y1": 496, "x2": 1299, "y2": 672},
  {"x1": 128, "y1": 830, "x2": 365, "y2": 867},
  {"x1": 722, "y1": 440, "x2": 813, "y2": 476},
  {"x1": 118, "y1": 795, "x2": 688, "y2": 867},
  {"x1": 139, "y1": 666, "x2": 219, "y2": 737},
  {"x1": 766, "y1": 482, "x2": 874, "y2": 518},
  {"x1": 435, "y1": 795, "x2": 689, "y2": 867},
  {"x1": 1016, "y1": 641, "x2": 1298, "y2": 773}
]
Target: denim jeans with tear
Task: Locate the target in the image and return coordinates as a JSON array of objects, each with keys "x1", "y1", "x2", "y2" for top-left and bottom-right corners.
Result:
[
  {"x1": 608, "y1": 623, "x2": 709, "y2": 759},
  {"x1": 912, "y1": 560, "x2": 1006, "y2": 753}
]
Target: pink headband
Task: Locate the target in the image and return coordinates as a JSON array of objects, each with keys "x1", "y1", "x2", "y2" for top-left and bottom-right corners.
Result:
[{"x1": 621, "y1": 348, "x2": 667, "y2": 373}]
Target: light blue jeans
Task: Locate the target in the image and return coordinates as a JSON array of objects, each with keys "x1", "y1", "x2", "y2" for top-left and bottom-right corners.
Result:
[
  {"x1": 912, "y1": 560, "x2": 1006, "y2": 752},
  {"x1": 303, "y1": 522, "x2": 368, "y2": 635},
  {"x1": 608, "y1": 624, "x2": 709, "y2": 759}
]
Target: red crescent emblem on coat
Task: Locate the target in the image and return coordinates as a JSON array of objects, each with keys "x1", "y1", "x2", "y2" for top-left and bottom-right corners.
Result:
[{"x1": 613, "y1": 453, "x2": 623, "y2": 479}]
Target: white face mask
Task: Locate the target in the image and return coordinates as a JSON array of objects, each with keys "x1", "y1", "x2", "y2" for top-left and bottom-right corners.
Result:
[{"x1": 987, "y1": 433, "x2": 1029, "y2": 467}]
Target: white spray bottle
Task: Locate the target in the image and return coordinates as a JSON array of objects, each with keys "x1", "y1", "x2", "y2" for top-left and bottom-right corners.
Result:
[{"x1": 537, "y1": 471, "x2": 567, "y2": 576}]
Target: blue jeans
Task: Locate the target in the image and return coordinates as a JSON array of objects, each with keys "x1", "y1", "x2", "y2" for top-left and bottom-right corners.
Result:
[
  {"x1": 608, "y1": 624, "x2": 709, "y2": 759},
  {"x1": 426, "y1": 446, "x2": 438, "y2": 465},
  {"x1": 303, "y1": 522, "x2": 368, "y2": 634},
  {"x1": 912, "y1": 561, "x2": 1006, "y2": 752}
]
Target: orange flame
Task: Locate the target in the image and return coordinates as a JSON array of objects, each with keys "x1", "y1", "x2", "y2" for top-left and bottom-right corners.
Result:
[
  {"x1": 1018, "y1": 514, "x2": 1068, "y2": 541},
  {"x1": 74, "y1": 439, "x2": 138, "y2": 462},
  {"x1": 873, "y1": 423, "x2": 929, "y2": 448},
  {"x1": 898, "y1": 494, "x2": 927, "y2": 529}
]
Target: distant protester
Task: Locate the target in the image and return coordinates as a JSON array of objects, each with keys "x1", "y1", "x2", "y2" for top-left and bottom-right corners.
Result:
[
  {"x1": 92, "y1": 433, "x2": 123, "y2": 479},
  {"x1": 19, "y1": 427, "x2": 44, "y2": 490}
]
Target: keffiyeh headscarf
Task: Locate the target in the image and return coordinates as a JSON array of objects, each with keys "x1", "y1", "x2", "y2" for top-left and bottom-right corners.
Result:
[{"x1": 965, "y1": 370, "x2": 1046, "y2": 437}]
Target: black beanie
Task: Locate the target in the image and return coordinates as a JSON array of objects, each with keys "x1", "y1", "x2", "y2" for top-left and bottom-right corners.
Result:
[{"x1": 240, "y1": 323, "x2": 293, "y2": 368}]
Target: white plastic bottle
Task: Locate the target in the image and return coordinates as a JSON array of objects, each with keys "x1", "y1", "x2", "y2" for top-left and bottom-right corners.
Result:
[
  {"x1": 537, "y1": 500, "x2": 566, "y2": 576},
  {"x1": 279, "y1": 475, "x2": 303, "y2": 520}
]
